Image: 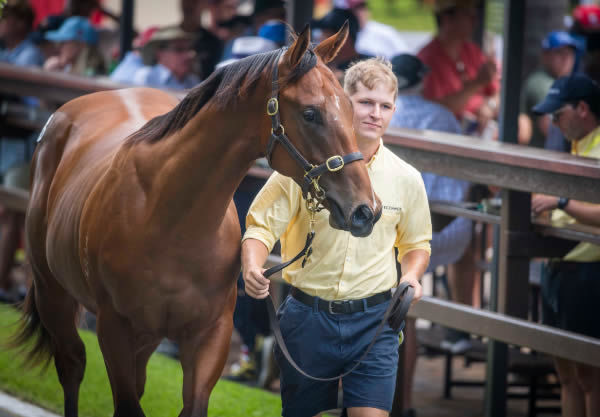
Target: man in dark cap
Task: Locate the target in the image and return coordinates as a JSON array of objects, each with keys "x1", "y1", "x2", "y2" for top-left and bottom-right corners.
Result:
[
  {"x1": 531, "y1": 73, "x2": 600, "y2": 417},
  {"x1": 389, "y1": 54, "x2": 472, "y2": 417}
]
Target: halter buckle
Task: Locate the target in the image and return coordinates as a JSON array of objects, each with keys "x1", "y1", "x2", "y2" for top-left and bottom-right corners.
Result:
[
  {"x1": 326, "y1": 155, "x2": 345, "y2": 172},
  {"x1": 271, "y1": 125, "x2": 285, "y2": 136},
  {"x1": 267, "y1": 98, "x2": 279, "y2": 116}
]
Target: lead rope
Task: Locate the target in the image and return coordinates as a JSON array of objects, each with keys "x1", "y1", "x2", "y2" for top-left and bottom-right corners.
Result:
[{"x1": 261, "y1": 197, "x2": 414, "y2": 381}]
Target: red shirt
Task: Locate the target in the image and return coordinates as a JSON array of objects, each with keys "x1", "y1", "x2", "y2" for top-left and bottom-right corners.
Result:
[{"x1": 418, "y1": 37, "x2": 499, "y2": 120}]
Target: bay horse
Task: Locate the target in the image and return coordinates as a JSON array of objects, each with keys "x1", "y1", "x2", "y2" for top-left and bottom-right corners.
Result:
[{"x1": 15, "y1": 25, "x2": 381, "y2": 417}]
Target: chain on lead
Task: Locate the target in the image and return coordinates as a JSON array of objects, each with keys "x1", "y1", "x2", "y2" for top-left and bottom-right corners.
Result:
[{"x1": 302, "y1": 192, "x2": 323, "y2": 268}]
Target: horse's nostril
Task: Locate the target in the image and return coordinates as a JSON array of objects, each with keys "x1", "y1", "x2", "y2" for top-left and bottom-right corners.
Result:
[{"x1": 351, "y1": 204, "x2": 374, "y2": 227}]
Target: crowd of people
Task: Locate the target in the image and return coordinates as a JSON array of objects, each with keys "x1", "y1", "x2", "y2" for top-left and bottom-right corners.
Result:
[{"x1": 1, "y1": 0, "x2": 600, "y2": 416}]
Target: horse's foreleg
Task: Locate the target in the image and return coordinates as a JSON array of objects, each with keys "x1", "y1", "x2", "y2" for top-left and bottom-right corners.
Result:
[
  {"x1": 32, "y1": 271, "x2": 86, "y2": 417},
  {"x1": 177, "y1": 292, "x2": 236, "y2": 417},
  {"x1": 96, "y1": 305, "x2": 145, "y2": 417}
]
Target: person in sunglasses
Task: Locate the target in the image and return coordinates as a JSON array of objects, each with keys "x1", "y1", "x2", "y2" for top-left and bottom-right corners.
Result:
[
  {"x1": 531, "y1": 73, "x2": 600, "y2": 417},
  {"x1": 132, "y1": 26, "x2": 200, "y2": 90}
]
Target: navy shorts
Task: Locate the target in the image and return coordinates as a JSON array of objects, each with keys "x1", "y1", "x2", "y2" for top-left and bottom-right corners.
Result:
[
  {"x1": 541, "y1": 261, "x2": 600, "y2": 339},
  {"x1": 274, "y1": 294, "x2": 399, "y2": 417}
]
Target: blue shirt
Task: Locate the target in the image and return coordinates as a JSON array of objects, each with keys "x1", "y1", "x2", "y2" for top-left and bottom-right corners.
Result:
[
  {"x1": 390, "y1": 94, "x2": 472, "y2": 269},
  {"x1": 110, "y1": 51, "x2": 143, "y2": 84},
  {"x1": 132, "y1": 64, "x2": 200, "y2": 90},
  {"x1": 0, "y1": 38, "x2": 44, "y2": 67}
]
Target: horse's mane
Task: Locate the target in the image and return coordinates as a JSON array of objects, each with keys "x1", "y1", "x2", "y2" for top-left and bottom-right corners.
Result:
[{"x1": 127, "y1": 48, "x2": 318, "y2": 145}]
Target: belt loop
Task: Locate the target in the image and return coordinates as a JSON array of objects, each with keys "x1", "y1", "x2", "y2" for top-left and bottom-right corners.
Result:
[
  {"x1": 313, "y1": 295, "x2": 319, "y2": 313},
  {"x1": 362, "y1": 297, "x2": 368, "y2": 311}
]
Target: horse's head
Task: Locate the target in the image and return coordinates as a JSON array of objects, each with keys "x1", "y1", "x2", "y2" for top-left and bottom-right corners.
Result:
[{"x1": 264, "y1": 24, "x2": 382, "y2": 237}]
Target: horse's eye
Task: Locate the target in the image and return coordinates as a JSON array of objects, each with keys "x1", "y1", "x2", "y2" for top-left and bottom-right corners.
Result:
[{"x1": 303, "y1": 108, "x2": 316, "y2": 122}]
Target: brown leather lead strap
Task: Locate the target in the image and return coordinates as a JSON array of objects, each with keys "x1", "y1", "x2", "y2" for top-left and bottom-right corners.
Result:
[{"x1": 263, "y1": 251, "x2": 414, "y2": 381}]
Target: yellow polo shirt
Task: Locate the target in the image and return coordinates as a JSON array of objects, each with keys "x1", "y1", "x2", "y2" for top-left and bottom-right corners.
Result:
[
  {"x1": 552, "y1": 126, "x2": 600, "y2": 262},
  {"x1": 243, "y1": 140, "x2": 432, "y2": 301}
]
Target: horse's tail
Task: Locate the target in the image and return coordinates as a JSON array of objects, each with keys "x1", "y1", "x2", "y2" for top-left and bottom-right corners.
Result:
[{"x1": 9, "y1": 280, "x2": 55, "y2": 370}]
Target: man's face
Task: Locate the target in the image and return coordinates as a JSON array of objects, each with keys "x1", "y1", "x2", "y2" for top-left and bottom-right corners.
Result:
[
  {"x1": 349, "y1": 81, "x2": 396, "y2": 145},
  {"x1": 542, "y1": 47, "x2": 575, "y2": 79},
  {"x1": 443, "y1": 7, "x2": 476, "y2": 40},
  {"x1": 552, "y1": 101, "x2": 585, "y2": 142},
  {"x1": 157, "y1": 39, "x2": 196, "y2": 81}
]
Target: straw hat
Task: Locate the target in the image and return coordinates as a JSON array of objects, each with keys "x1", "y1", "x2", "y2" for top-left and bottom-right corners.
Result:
[{"x1": 141, "y1": 26, "x2": 195, "y2": 65}]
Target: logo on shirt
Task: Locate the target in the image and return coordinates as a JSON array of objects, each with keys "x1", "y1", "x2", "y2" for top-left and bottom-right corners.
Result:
[{"x1": 383, "y1": 205, "x2": 402, "y2": 212}]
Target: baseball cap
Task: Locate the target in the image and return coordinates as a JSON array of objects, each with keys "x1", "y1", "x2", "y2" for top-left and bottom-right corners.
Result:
[
  {"x1": 312, "y1": 8, "x2": 359, "y2": 42},
  {"x1": 541, "y1": 31, "x2": 585, "y2": 52},
  {"x1": 258, "y1": 20, "x2": 286, "y2": 45},
  {"x1": 532, "y1": 74, "x2": 600, "y2": 115},
  {"x1": 390, "y1": 54, "x2": 429, "y2": 91},
  {"x1": 573, "y1": 5, "x2": 600, "y2": 31},
  {"x1": 434, "y1": 0, "x2": 478, "y2": 14},
  {"x1": 45, "y1": 16, "x2": 98, "y2": 45}
]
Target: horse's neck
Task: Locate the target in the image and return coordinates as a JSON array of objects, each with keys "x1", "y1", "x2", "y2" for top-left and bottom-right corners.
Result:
[{"x1": 135, "y1": 101, "x2": 266, "y2": 228}]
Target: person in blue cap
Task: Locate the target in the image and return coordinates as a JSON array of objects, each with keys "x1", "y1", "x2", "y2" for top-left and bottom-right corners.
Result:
[
  {"x1": 43, "y1": 16, "x2": 105, "y2": 76},
  {"x1": 520, "y1": 31, "x2": 584, "y2": 149},
  {"x1": 531, "y1": 73, "x2": 600, "y2": 417}
]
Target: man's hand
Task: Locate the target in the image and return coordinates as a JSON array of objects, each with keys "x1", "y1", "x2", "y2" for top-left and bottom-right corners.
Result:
[
  {"x1": 475, "y1": 60, "x2": 497, "y2": 87},
  {"x1": 241, "y1": 238, "x2": 271, "y2": 299},
  {"x1": 532, "y1": 194, "x2": 559, "y2": 216},
  {"x1": 242, "y1": 265, "x2": 270, "y2": 299},
  {"x1": 399, "y1": 273, "x2": 423, "y2": 306}
]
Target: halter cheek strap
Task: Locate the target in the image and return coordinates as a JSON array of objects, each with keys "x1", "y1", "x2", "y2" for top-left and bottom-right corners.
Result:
[{"x1": 265, "y1": 49, "x2": 364, "y2": 198}]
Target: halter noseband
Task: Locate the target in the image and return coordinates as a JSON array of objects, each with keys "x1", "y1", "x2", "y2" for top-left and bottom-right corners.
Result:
[{"x1": 265, "y1": 49, "x2": 364, "y2": 200}]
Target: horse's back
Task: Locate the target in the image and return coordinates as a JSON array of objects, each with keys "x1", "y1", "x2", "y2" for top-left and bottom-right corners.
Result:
[{"x1": 27, "y1": 88, "x2": 179, "y2": 307}]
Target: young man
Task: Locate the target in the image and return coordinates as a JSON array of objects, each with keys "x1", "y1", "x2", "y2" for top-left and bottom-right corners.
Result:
[
  {"x1": 241, "y1": 58, "x2": 431, "y2": 417},
  {"x1": 531, "y1": 74, "x2": 600, "y2": 417}
]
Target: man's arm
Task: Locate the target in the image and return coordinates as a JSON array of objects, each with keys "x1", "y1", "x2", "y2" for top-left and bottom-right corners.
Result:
[
  {"x1": 435, "y1": 61, "x2": 497, "y2": 115},
  {"x1": 400, "y1": 249, "x2": 430, "y2": 304},
  {"x1": 241, "y1": 238, "x2": 271, "y2": 299},
  {"x1": 532, "y1": 195, "x2": 600, "y2": 228}
]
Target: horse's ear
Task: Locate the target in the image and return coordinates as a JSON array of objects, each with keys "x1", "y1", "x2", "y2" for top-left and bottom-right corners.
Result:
[
  {"x1": 284, "y1": 24, "x2": 310, "y2": 70},
  {"x1": 314, "y1": 21, "x2": 349, "y2": 64}
]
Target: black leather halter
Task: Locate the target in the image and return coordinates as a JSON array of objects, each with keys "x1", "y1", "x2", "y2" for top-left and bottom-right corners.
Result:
[{"x1": 265, "y1": 49, "x2": 364, "y2": 200}]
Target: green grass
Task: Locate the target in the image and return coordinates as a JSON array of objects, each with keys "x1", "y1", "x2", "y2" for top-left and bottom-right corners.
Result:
[
  {"x1": 0, "y1": 304, "x2": 282, "y2": 417},
  {"x1": 368, "y1": 0, "x2": 435, "y2": 32}
]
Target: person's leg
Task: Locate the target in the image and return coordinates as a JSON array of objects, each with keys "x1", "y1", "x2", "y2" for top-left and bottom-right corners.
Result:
[
  {"x1": 402, "y1": 318, "x2": 417, "y2": 411},
  {"x1": 347, "y1": 407, "x2": 389, "y2": 416},
  {"x1": 274, "y1": 295, "x2": 339, "y2": 417},
  {"x1": 554, "y1": 357, "x2": 585, "y2": 417},
  {"x1": 574, "y1": 362, "x2": 600, "y2": 417},
  {"x1": 342, "y1": 300, "x2": 399, "y2": 416},
  {"x1": 446, "y1": 224, "x2": 480, "y2": 308}
]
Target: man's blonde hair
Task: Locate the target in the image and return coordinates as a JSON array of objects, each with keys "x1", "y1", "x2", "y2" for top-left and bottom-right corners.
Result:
[{"x1": 343, "y1": 57, "x2": 398, "y2": 101}]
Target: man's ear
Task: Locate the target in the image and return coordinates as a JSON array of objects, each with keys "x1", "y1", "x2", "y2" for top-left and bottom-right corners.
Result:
[
  {"x1": 314, "y1": 21, "x2": 349, "y2": 64},
  {"x1": 283, "y1": 24, "x2": 310, "y2": 70}
]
